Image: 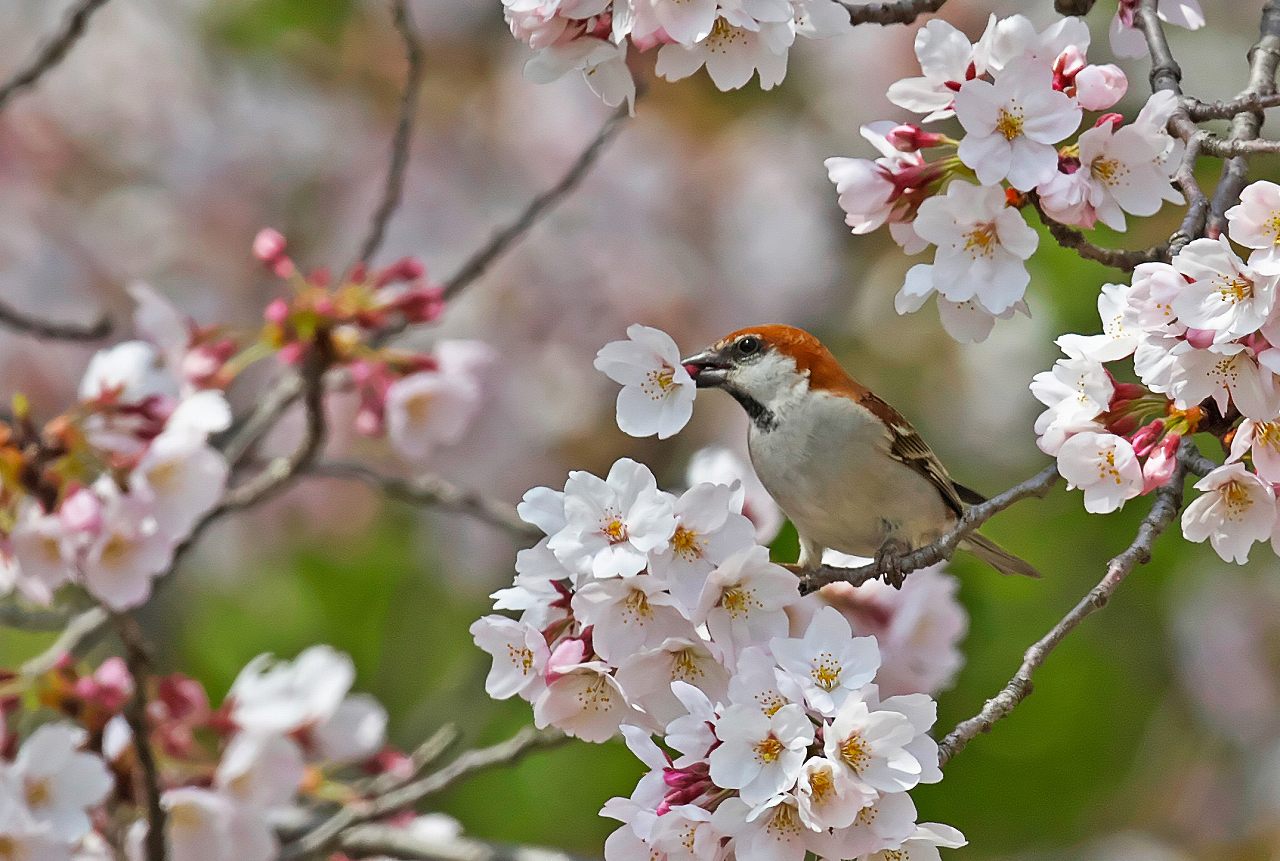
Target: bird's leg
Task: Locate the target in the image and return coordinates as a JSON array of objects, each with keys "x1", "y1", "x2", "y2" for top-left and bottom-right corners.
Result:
[
  {"x1": 796, "y1": 536, "x2": 826, "y2": 572},
  {"x1": 873, "y1": 536, "x2": 911, "y2": 589}
]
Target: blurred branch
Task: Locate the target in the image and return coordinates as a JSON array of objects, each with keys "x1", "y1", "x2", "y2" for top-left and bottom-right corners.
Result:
[
  {"x1": 798, "y1": 464, "x2": 1059, "y2": 593},
  {"x1": 0, "y1": 298, "x2": 110, "y2": 341},
  {"x1": 0, "y1": 601, "x2": 78, "y2": 631},
  {"x1": 1206, "y1": 1, "x2": 1280, "y2": 235},
  {"x1": 441, "y1": 103, "x2": 632, "y2": 301},
  {"x1": 281, "y1": 727, "x2": 567, "y2": 860},
  {"x1": 116, "y1": 614, "x2": 168, "y2": 861},
  {"x1": 1029, "y1": 195, "x2": 1169, "y2": 270},
  {"x1": 1186, "y1": 91, "x2": 1280, "y2": 120},
  {"x1": 19, "y1": 605, "x2": 109, "y2": 678},
  {"x1": 840, "y1": 0, "x2": 947, "y2": 25},
  {"x1": 356, "y1": 0, "x2": 425, "y2": 265},
  {"x1": 338, "y1": 826, "x2": 595, "y2": 861},
  {"x1": 361, "y1": 724, "x2": 461, "y2": 797},
  {"x1": 307, "y1": 461, "x2": 538, "y2": 538},
  {"x1": 937, "y1": 447, "x2": 1190, "y2": 765},
  {"x1": 0, "y1": 0, "x2": 113, "y2": 111}
]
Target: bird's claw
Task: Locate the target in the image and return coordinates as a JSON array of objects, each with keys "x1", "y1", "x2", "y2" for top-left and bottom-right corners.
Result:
[{"x1": 874, "y1": 541, "x2": 908, "y2": 589}]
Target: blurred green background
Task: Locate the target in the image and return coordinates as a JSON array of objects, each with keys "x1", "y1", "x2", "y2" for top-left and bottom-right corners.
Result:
[{"x1": 3, "y1": 0, "x2": 1280, "y2": 858}]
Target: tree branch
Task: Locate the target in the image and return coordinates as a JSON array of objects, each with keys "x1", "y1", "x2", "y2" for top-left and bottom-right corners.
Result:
[
  {"x1": 0, "y1": 0, "x2": 113, "y2": 111},
  {"x1": 338, "y1": 825, "x2": 594, "y2": 861},
  {"x1": 937, "y1": 449, "x2": 1190, "y2": 765},
  {"x1": 0, "y1": 298, "x2": 110, "y2": 341},
  {"x1": 1185, "y1": 90, "x2": 1280, "y2": 121},
  {"x1": 356, "y1": 0, "x2": 425, "y2": 265},
  {"x1": 840, "y1": 0, "x2": 947, "y2": 25},
  {"x1": 307, "y1": 461, "x2": 539, "y2": 538},
  {"x1": 280, "y1": 727, "x2": 567, "y2": 860},
  {"x1": 116, "y1": 614, "x2": 167, "y2": 861},
  {"x1": 1206, "y1": 0, "x2": 1280, "y2": 235},
  {"x1": 798, "y1": 464, "x2": 1059, "y2": 594},
  {"x1": 441, "y1": 103, "x2": 631, "y2": 301},
  {"x1": 1029, "y1": 196, "x2": 1169, "y2": 270}
]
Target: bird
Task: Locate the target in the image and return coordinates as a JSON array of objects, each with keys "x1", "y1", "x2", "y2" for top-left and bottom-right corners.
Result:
[{"x1": 680, "y1": 324, "x2": 1038, "y2": 582}]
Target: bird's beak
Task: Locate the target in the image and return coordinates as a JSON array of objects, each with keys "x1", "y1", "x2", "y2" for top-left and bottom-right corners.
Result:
[{"x1": 681, "y1": 348, "x2": 730, "y2": 388}]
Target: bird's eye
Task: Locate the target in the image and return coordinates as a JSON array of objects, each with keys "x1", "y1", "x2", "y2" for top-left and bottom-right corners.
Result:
[{"x1": 736, "y1": 336, "x2": 761, "y2": 357}]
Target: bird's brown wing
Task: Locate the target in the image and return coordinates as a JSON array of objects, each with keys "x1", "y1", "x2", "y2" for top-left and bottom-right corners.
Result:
[{"x1": 859, "y1": 392, "x2": 967, "y2": 518}]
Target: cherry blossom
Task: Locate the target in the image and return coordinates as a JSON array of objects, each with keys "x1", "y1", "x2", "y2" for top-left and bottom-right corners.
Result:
[
  {"x1": 1160, "y1": 341, "x2": 1280, "y2": 422},
  {"x1": 1056, "y1": 431, "x2": 1145, "y2": 514},
  {"x1": 532, "y1": 660, "x2": 633, "y2": 742},
  {"x1": 78, "y1": 487, "x2": 173, "y2": 611},
  {"x1": 1181, "y1": 463, "x2": 1277, "y2": 564},
  {"x1": 131, "y1": 431, "x2": 228, "y2": 537},
  {"x1": 614, "y1": 638, "x2": 730, "y2": 727},
  {"x1": 1226, "y1": 180, "x2": 1280, "y2": 274},
  {"x1": 550, "y1": 458, "x2": 677, "y2": 579},
  {"x1": 214, "y1": 733, "x2": 305, "y2": 810},
  {"x1": 894, "y1": 263, "x2": 1024, "y2": 344},
  {"x1": 650, "y1": 482, "x2": 756, "y2": 610},
  {"x1": 823, "y1": 695, "x2": 923, "y2": 795},
  {"x1": 656, "y1": 12, "x2": 792, "y2": 92},
  {"x1": 710, "y1": 702, "x2": 813, "y2": 805},
  {"x1": 1110, "y1": 0, "x2": 1205, "y2": 58},
  {"x1": 384, "y1": 340, "x2": 495, "y2": 462},
  {"x1": 6, "y1": 724, "x2": 113, "y2": 843},
  {"x1": 806, "y1": 789, "x2": 918, "y2": 860},
  {"x1": 572, "y1": 574, "x2": 693, "y2": 662},
  {"x1": 1171, "y1": 237, "x2": 1279, "y2": 343},
  {"x1": 1229, "y1": 419, "x2": 1280, "y2": 483},
  {"x1": 865, "y1": 822, "x2": 969, "y2": 861},
  {"x1": 910, "y1": 181, "x2": 1039, "y2": 315},
  {"x1": 126, "y1": 787, "x2": 276, "y2": 861},
  {"x1": 470, "y1": 615, "x2": 551, "y2": 700},
  {"x1": 685, "y1": 446, "x2": 783, "y2": 544},
  {"x1": 886, "y1": 19, "x2": 983, "y2": 121},
  {"x1": 794, "y1": 755, "x2": 866, "y2": 831},
  {"x1": 712, "y1": 794, "x2": 809, "y2": 861},
  {"x1": 695, "y1": 546, "x2": 798, "y2": 660},
  {"x1": 954, "y1": 57, "x2": 1081, "y2": 191},
  {"x1": 1030, "y1": 354, "x2": 1114, "y2": 456},
  {"x1": 596, "y1": 324, "x2": 697, "y2": 440},
  {"x1": 770, "y1": 606, "x2": 880, "y2": 716}
]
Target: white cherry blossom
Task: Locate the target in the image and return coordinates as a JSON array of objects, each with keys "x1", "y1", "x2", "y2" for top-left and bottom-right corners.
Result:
[
  {"x1": 664, "y1": 681, "x2": 720, "y2": 765},
  {"x1": 822, "y1": 696, "x2": 923, "y2": 795},
  {"x1": 1031, "y1": 355, "x2": 1114, "y2": 455},
  {"x1": 805, "y1": 788, "x2": 918, "y2": 860},
  {"x1": 533, "y1": 660, "x2": 633, "y2": 742},
  {"x1": 1057, "y1": 119, "x2": 1182, "y2": 232},
  {"x1": 794, "y1": 755, "x2": 869, "y2": 831},
  {"x1": 312, "y1": 693, "x2": 388, "y2": 763},
  {"x1": 131, "y1": 431, "x2": 227, "y2": 537},
  {"x1": 79, "y1": 488, "x2": 172, "y2": 611},
  {"x1": 656, "y1": 11, "x2": 792, "y2": 92},
  {"x1": 614, "y1": 638, "x2": 730, "y2": 727},
  {"x1": 911, "y1": 181, "x2": 1039, "y2": 314},
  {"x1": 976, "y1": 13, "x2": 1091, "y2": 71},
  {"x1": 709, "y1": 702, "x2": 813, "y2": 806},
  {"x1": 9, "y1": 503, "x2": 76, "y2": 604},
  {"x1": 650, "y1": 482, "x2": 756, "y2": 611},
  {"x1": 1171, "y1": 237, "x2": 1279, "y2": 343},
  {"x1": 127, "y1": 788, "x2": 275, "y2": 861},
  {"x1": 894, "y1": 263, "x2": 1024, "y2": 344},
  {"x1": 595, "y1": 324, "x2": 697, "y2": 440},
  {"x1": 649, "y1": 803, "x2": 725, "y2": 861},
  {"x1": 1110, "y1": 0, "x2": 1205, "y2": 58},
  {"x1": 550, "y1": 458, "x2": 677, "y2": 579},
  {"x1": 770, "y1": 606, "x2": 880, "y2": 717},
  {"x1": 0, "y1": 784, "x2": 67, "y2": 861},
  {"x1": 1056, "y1": 431, "x2": 1145, "y2": 514},
  {"x1": 886, "y1": 19, "x2": 981, "y2": 121},
  {"x1": 469, "y1": 616, "x2": 550, "y2": 700},
  {"x1": 727, "y1": 645, "x2": 805, "y2": 718},
  {"x1": 954, "y1": 57, "x2": 1081, "y2": 191},
  {"x1": 864, "y1": 822, "x2": 969, "y2": 861},
  {"x1": 1162, "y1": 342, "x2": 1280, "y2": 422},
  {"x1": 712, "y1": 795, "x2": 809, "y2": 861},
  {"x1": 1181, "y1": 463, "x2": 1277, "y2": 564},
  {"x1": 8, "y1": 723, "x2": 113, "y2": 842},
  {"x1": 695, "y1": 546, "x2": 798, "y2": 661},
  {"x1": 572, "y1": 574, "x2": 694, "y2": 663},
  {"x1": 214, "y1": 732, "x2": 305, "y2": 809},
  {"x1": 385, "y1": 340, "x2": 495, "y2": 462},
  {"x1": 79, "y1": 340, "x2": 178, "y2": 405},
  {"x1": 1229, "y1": 419, "x2": 1280, "y2": 483},
  {"x1": 1226, "y1": 180, "x2": 1280, "y2": 274}
]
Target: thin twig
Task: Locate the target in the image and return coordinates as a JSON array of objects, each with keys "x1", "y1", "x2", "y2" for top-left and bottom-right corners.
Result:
[
  {"x1": 0, "y1": 0, "x2": 114, "y2": 111},
  {"x1": 1170, "y1": 133, "x2": 1208, "y2": 253},
  {"x1": 1205, "y1": 1, "x2": 1280, "y2": 235},
  {"x1": 281, "y1": 727, "x2": 567, "y2": 860},
  {"x1": 356, "y1": 0, "x2": 425, "y2": 265},
  {"x1": 338, "y1": 825, "x2": 594, "y2": 861},
  {"x1": 441, "y1": 103, "x2": 631, "y2": 301},
  {"x1": 307, "y1": 461, "x2": 538, "y2": 538},
  {"x1": 362, "y1": 724, "x2": 461, "y2": 796},
  {"x1": 1138, "y1": 0, "x2": 1183, "y2": 96},
  {"x1": 0, "y1": 298, "x2": 110, "y2": 341},
  {"x1": 0, "y1": 602, "x2": 78, "y2": 631},
  {"x1": 19, "y1": 606, "x2": 109, "y2": 679},
  {"x1": 840, "y1": 0, "x2": 946, "y2": 25},
  {"x1": 1029, "y1": 196, "x2": 1168, "y2": 271},
  {"x1": 116, "y1": 614, "x2": 167, "y2": 861},
  {"x1": 1185, "y1": 90, "x2": 1280, "y2": 121},
  {"x1": 1178, "y1": 444, "x2": 1219, "y2": 478},
  {"x1": 798, "y1": 464, "x2": 1059, "y2": 594},
  {"x1": 937, "y1": 449, "x2": 1190, "y2": 765}
]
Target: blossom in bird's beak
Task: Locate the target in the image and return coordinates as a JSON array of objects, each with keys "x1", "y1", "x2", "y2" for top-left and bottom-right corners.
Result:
[{"x1": 594, "y1": 324, "x2": 697, "y2": 439}]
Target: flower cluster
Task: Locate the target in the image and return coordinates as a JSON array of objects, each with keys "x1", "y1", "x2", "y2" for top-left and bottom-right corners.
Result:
[
  {"x1": 2, "y1": 287, "x2": 233, "y2": 611},
  {"x1": 473, "y1": 449, "x2": 966, "y2": 859},
  {"x1": 825, "y1": 13, "x2": 1190, "y2": 343},
  {"x1": 503, "y1": 0, "x2": 852, "y2": 108},
  {"x1": 1, "y1": 645, "x2": 399, "y2": 860},
  {"x1": 254, "y1": 229, "x2": 495, "y2": 463},
  {"x1": 1033, "y1": 180, "x2": 1280, "y2": 564}
]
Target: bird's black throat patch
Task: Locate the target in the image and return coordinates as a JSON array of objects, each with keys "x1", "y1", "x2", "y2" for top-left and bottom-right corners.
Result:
[{"x1": 727, "y1": 388, "x2": 777, "y2": 432}]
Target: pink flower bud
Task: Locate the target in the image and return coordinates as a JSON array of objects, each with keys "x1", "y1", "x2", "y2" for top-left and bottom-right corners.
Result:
[
  {"x1": 1184, "y1": 327, "x2": 1216, "y2": 349},
  {"x1": 1093, "y1": 112, "x2": 1125, "y2": 128},
  {"x1": 1075, "y1": 64, "x2": 1128, "y2": 111},
  {"x1": 60, "y1": 488, "x2": 104, "y2": 535},
  {"x1": 1142, "y1": 433, "x2": 1181, "y2": 493},
  {"x1": 156, "y1": 674, "x2": 210, "y2": 724},
  {"x1": 545, "y1": 637, "x2": 588, "y2": 684},
  {"x1": 885, "y1": 124, "x2": 946, "y2": 153},
  {"x1": 1129, "y1": 419, "x2": 1164, "y2": 457},
  {"x1": 264, "y1": 298, "x2": 290, "y2": 326},
  {"x1": 253, "y1": 228, "x2": 287, "y2": 264}
]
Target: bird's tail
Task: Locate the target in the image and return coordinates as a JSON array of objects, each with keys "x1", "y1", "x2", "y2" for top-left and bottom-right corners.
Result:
[{"x1": 960, "y1": 533, "x2": 1041, "y2": 578}]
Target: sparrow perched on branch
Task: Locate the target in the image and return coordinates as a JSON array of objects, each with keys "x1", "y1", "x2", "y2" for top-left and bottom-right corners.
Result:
[{"x1": 681, "y1": 324, "x2": 1038, "y2": 582}]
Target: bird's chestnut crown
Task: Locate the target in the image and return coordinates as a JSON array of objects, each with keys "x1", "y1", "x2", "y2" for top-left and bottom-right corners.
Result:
[{"x1": 681, "y1": 324, "x2": 862, "y2": 406}]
